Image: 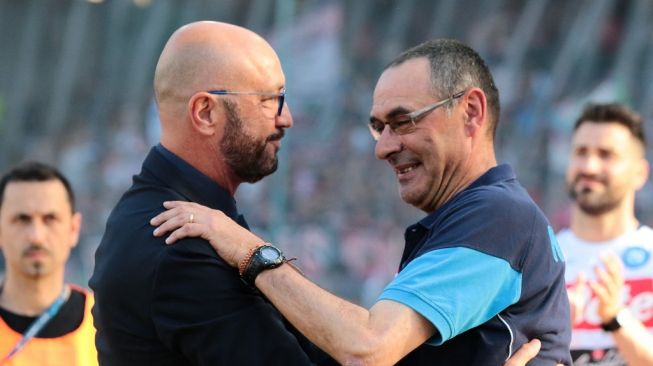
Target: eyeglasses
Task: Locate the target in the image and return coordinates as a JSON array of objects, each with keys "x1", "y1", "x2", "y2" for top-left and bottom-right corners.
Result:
[
  {"x1": 207, "y1": 88, "x2": 286, "y2": 116},
  {"x1": 367, "y1": 90, "x2": 465, "y2": 140}
]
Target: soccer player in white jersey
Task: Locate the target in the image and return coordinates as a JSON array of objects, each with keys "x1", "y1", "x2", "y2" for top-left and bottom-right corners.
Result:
[{"x1": 559, "y1": 103, "x2": 653, "y2": 365}]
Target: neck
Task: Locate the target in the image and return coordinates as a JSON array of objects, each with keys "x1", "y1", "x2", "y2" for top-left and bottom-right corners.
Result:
[
  {"x1": 570, "y1": 202, "x2": 638, "y2": 242},
  {"x1": 0, "y1": 272, "x2": 66, "y2": 316},
  {"x1": 425, "y1": 149, "x2": 497, "y2": 213},
  {"x1": 160, "y1": 139, "x2": 240, "y2": 195}
]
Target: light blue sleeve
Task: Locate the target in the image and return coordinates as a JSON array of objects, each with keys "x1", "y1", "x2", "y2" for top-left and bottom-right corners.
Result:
[{"x1": 377, "y1": 247, "x2": 522, "y2": 345}]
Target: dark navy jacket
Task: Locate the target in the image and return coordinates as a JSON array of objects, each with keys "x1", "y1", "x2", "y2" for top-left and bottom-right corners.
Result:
[
  {"x1": 380, "y1": 165, "x2": 572, "y2": 365},
  {"x1": 89, "y1": 146, "x2": 330, "y2": 365}
]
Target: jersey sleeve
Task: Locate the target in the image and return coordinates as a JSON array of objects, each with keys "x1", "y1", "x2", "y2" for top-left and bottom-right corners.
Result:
[
  {"x1": 378, "y1": 186, "x2": 544, "y2": 345},
  {"x1": 378, "y1": 246, "x2": 522, "y2": 344}
]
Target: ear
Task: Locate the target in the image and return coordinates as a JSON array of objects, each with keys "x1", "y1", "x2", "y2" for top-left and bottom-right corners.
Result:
[
  {"x1": 462, "y1": 88, "x2": 487, "y2": 137},
  {"x1": 187, "y1": 92, "x2": 220, "y2": 136},
  {"x1": 633, "y1": 157, "x2": 650, "y2": 191},
  {"x1": 69, "y1": 212, "x2": 82, "y2": 249}
]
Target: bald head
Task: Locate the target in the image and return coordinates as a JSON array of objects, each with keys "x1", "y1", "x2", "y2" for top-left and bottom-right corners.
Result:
[
  {"x1": 151, "y1": 21, "x2": 290, "y2": 192},
  {"x1": 154, "y1": 21, "x2": 282, "y2": 108}
]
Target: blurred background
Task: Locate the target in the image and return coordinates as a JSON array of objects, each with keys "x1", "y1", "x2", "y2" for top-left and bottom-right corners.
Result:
[{"x1": 1, "y1": 0, "x2": 653, "y2": 306}]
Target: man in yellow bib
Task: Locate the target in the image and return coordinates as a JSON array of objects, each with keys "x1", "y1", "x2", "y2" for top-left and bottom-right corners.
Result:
[{"x1": 0, "y1": 162, "x2": 97, "y2": 366}]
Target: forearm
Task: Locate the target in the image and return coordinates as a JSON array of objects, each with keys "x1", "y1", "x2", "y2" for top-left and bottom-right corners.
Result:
[
  {"x1": 256, "y1": 264, "x2": 404, "y2": 365},
  {"x1": 612, "y1": 321, "x2": 653, "y2": 366},
  {"x1": 150, "y1": 204, "x2": 431, "y2": 363}
]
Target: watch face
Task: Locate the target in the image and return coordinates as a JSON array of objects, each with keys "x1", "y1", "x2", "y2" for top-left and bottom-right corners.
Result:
[{"x1": 261, "y1": 247, "x2": 281, "y2": 261}]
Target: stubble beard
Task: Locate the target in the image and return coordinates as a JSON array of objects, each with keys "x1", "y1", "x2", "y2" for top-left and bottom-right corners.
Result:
[
  {"x1": 567, "y1": 177, "x2": 623, "y2": 216},
  {"x1": 220, "y1": 100, "x2": 281, "y2": 183}
]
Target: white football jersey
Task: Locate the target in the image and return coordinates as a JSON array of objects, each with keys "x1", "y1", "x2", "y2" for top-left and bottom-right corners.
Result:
[{"x1": 558, "y1": 226, "x2": 653, "y2": 364}]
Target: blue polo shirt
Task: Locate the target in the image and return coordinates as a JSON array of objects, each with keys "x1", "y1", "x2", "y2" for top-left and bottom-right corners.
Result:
[{"x1": 379, "y1": 164, "x2": 572, "y2": 365}]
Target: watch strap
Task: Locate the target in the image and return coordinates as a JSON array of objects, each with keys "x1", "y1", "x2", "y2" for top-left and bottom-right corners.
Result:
[
  {"x1": 238, "y1": 245, "x2": 262, "y2": 277},
  {"x1": 601, "y1": 316, "x2": 622, "y2": 332},
  {"x1": 601, "y1": 308, "x2": 629, "y2": 332}
]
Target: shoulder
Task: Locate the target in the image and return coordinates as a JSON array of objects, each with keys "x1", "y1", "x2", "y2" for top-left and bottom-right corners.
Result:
[
  {"x1": 67, "y1": 285, "x2": 92, "y2": 309},
  {"x1": 112, "y1": 184, "x2": 184, "y2": 221},
  {"x1": 69, "y1": 284, "x2": 91, "y2": 297},
  {"x1": 421, "y1": 182, "x2": 551, "y2": 272},
  {"x1": 555, "y1": 228, "x2": 576, "y2": 247},
  {"x1": 439, "y1": 183, "x2": 544, "y2": 235},
  {"x1": 69, "y1": 286, "x2": 95, "y2": 309},
  {"x1": 635, "y1": 225, "x2": 653, "y2": 241},
  {"x1": 99, "y1": 183, "x2": 187, "y2": 255},
  {"x1": 476, "y1": 181, "x2": 538, "y2": 211}
]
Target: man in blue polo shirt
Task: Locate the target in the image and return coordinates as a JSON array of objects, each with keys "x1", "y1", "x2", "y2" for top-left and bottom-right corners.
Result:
[{"x1": 151, "y1": 39, "x2": 572, "y2": 365}]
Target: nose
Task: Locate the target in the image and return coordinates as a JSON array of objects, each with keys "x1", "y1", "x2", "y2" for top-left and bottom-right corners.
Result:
[
  {"x1": 375, "y1": 126, "x2": 402, "y2": 160},
  {"x1": 275, "y1": 101, "x2": 293, "y2": 129},
  {"x1": 27, "y1": 221, "x2": 47, "y2": 245},
  {"x1": 576, "y1": 154, "x2": 601, "y2": 175}
]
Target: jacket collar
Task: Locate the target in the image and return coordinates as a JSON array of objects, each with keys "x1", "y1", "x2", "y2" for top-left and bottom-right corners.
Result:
[{"x1": 141, "y1": 145, "x2": 240, "y2": 220}]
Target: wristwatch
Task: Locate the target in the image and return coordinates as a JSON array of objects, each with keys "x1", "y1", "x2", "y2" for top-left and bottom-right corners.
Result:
[
  {"x1": 241, "y1": 244, "x2": 285, "y2": 286},
  {"x1": 601, "y1": 308, "x2": 632, "y2": 332}
]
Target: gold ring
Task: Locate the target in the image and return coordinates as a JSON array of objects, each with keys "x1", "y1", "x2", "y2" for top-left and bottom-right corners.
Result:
[{"x1": 189, "y1": 213, "x2": 194, "y2": 224}]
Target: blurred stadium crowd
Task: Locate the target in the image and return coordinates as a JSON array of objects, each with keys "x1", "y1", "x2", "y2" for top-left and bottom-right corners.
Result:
[{"x1": 1, "y1": 0, "x2": 653, "y2": 306}]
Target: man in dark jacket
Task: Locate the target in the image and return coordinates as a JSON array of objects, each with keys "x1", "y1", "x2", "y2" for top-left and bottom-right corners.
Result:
[{"x1": 89, "y1": 21, "x2": 329, "y2": 365}]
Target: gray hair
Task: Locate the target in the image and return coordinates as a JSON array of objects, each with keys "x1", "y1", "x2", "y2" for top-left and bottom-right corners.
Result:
[{"x1": 387, "y1": 39, "x2": 500, "y2": 138}]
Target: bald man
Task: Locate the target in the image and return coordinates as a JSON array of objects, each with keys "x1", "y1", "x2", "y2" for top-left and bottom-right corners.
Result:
[{"x1": 89, "y1": 22, "x2": 331, "y2": 365}]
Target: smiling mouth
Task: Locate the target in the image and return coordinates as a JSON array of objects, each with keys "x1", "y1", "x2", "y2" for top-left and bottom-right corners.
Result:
[{"x1": 394, "y1": 163, "x2": 420, "y2": 175}]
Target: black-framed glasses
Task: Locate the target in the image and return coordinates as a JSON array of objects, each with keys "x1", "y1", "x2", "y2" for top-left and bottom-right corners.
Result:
[
  {"x1": 207, "y1": 88, "x2": 286, "y2": 116},
  {"x1": 367, "y1": 90, "x2": 465, "y2": 140}
]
